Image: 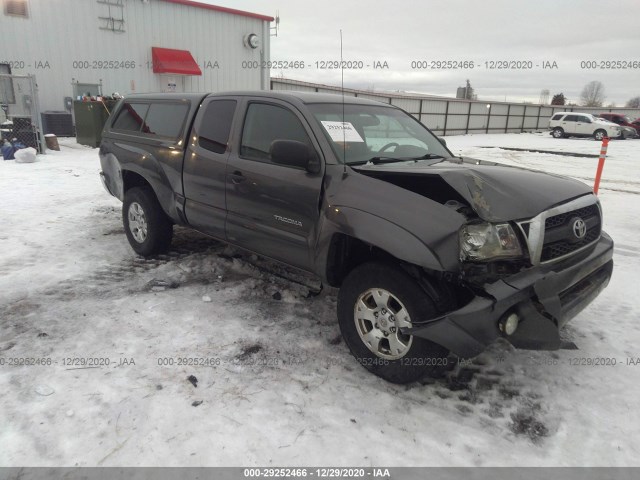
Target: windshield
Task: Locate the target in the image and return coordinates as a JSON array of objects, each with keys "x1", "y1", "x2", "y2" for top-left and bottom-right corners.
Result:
[{"x1": 309, "y1": 103, "x2": 451, "y2": 165}]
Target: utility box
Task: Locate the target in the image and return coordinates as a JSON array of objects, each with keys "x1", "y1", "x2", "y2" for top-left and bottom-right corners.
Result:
[
  {"x1": 42, "y1": 111, "x2": 74, "y2": 137},
  {"x1": 73, "y1": 101, "x2": 115, "y2": 148}
]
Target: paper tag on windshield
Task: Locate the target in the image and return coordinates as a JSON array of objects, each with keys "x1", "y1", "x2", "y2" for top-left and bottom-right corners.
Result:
[{"x1": 320, "y1": 121, "x2": 364, "y2": 142}]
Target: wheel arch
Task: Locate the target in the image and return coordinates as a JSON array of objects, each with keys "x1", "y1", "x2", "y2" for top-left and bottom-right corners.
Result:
[
  {"x1": 319, "y1": 208, "x2": 460, "y2": 282},
  {"x1": 120, "y1": 167, "x2": 180, "y2": 223},
  {"x1": 122, "y1": 169, "x2": 152, "y2": 195},
  {"x1": 324, "y1": 234, "x2": 468, "y2": 312},
  {"x1": 317, "y1": 206, "x2": 460, "y2": 288}
]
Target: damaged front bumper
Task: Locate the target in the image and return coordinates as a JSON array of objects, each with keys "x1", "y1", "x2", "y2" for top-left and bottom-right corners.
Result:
[{"x1": 404, "y1": 233, "x2": 614, "y2": 358}]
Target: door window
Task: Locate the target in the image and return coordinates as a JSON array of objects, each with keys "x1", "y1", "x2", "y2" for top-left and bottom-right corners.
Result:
[
  {"x1": 142, "y1": 103, "x2": 189, "y2": 138},
  {"x1": 112, "y1": 103, "x2": 149, "y2": 132},
  {"x1": 563, "y1": 115, "x2": 578, "y2": 122},
  {"x1": 198, "y1": 100, "x2": 237, "y2": 154},
  {"x1": 240, "y1": 103, "x2": 312, "y2": 163}
]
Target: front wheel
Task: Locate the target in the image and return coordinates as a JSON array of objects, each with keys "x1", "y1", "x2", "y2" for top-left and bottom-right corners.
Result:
[
  {"x1": 123, "y1": 187, "x2": 173, "y2": 256},
  {"x1": 337, "y1": 262, "x2": 449, "y2": 384}
]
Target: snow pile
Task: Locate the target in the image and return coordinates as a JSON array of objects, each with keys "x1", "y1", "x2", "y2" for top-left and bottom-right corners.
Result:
[{"x1": 14, "y1": 147, "x2": 37, "y2": 163}]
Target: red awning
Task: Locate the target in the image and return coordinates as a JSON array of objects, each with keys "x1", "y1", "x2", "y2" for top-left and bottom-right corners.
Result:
[{"x1": 151, "y1": 47, "x2": 202, "y2": 76}]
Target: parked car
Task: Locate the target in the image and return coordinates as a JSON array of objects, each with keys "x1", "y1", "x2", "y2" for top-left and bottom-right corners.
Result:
[
  {"x1": 100, "y1": 92, "x2": 614, "y2": 384},
  {"x1": 618, "y1": 125, "x2": 638, "y2": 139},
  {"x1": 596, "y1": 113, "x2": 639, "y2": 138},
  {"x1": 549, "y1": 112, "x2": 621, "y2": 140},
  {"x1": 596, "y1": 116, "x2": 636, "y2": 140}
]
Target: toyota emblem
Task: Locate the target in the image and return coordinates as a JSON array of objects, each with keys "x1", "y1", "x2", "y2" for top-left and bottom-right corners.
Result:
[{"x1": 572, "y1": 217, "x2": 587, "y2": 239}]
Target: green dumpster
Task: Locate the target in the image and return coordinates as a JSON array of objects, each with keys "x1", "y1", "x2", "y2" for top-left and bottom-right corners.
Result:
[{"x1": 73, "y1": 100, "x2": 117, "y2": 148}]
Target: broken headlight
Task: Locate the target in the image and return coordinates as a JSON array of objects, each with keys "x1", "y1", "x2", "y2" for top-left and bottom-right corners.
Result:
[{"x1": 459, "y1": 222, "x2": 523, "y2": 261}]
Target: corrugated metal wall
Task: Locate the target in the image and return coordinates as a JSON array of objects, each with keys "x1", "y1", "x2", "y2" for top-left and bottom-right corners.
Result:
[
  {"x1": 272, "y1": 79, "x2": 640, "y2": 136},
  {"x1": 0, "y1": 0, "x2": 270, "y2": 111}
]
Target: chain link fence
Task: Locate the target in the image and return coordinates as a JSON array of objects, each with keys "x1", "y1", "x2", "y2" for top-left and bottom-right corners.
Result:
[
  {"x1": 0, "y1": 74, "x2": 46, "y2": 153},
  {"x1": 272, "y1": 78, "x2": 640, "y2": 136}
]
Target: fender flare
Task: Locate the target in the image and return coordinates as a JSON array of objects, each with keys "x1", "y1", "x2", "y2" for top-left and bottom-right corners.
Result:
[{"x1": 315, "y1": 206, "x2": 456, "y2": 281}]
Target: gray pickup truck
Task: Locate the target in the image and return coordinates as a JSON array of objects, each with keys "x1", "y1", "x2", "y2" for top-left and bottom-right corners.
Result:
[{"x1": 99, "y1": 91, "x2": 614, "y2": 383}]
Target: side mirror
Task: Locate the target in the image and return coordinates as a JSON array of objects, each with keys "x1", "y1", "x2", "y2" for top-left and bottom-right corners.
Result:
[
  {"x1": 438, "y1": 136, "x2": 447, "y2": 147},
  {"x1": 270, "y1": 140, "x2": 321, "y2": 174}
]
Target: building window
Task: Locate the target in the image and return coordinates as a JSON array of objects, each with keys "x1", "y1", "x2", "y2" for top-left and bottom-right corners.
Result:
[{"x1": 4, "y1": 0, "x2": 28, "y2": 17}]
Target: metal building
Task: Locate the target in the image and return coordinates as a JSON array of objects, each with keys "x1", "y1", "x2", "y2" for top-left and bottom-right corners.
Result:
[{"x1": 0, "y1": 0, "x2": 273, "y2": 112}]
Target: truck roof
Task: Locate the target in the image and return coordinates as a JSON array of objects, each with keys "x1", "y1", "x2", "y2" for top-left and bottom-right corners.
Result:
[
  {"x1": 209, "y1": 91, "x2": 388, "y2": 106},
  {"x1": 119, "y1": 93, "x2": 209, "y2": 102},
  {"x1": 122, "y1": 91, "x2": 389, "y2": 107}
]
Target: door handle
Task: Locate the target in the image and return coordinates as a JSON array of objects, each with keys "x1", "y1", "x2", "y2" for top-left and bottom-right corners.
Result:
[{"x1": 230, "y1": 170, "x2": 246, "y2": 184}]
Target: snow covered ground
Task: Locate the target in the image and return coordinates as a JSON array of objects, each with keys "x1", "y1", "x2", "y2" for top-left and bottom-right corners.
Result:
[{"x1": 0, "y1": 133, "x2": 639, "y2": 467}]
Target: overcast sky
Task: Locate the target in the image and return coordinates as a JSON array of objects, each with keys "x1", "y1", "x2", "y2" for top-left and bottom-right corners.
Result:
[{"x1": 215, "y1": 0, "x2": 639, "y2": 105}]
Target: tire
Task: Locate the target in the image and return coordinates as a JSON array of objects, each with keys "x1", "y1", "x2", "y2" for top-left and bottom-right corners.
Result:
[
  {"x1": 552, "y1": 127, "x2": 564, "y2": 139},
  {"x1": 593, "y1": 129, "x2": 607, "y2": 141},
  {"x1": 337, "y1": 262, "x2": 449, "y2": 384},
  {"x1": 123, "y1": 187, "x2": 173, "y2": 256}
]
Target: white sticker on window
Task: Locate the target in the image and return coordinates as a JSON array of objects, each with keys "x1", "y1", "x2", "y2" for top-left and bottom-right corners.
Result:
[{"x1": 320, "y1": 121, "x2": 365, "y2": 142}]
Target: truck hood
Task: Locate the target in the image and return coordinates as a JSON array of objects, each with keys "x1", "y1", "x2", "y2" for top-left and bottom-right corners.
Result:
[{"x1": 352, "y1": 158, "x2": 593, "y2": 222}]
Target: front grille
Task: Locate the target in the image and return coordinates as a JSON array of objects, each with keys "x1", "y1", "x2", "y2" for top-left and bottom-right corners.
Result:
[
  {"x1": 540, "y1": 204, "x2": 601, "y2": 262},
  {"x1": 545, "y1": 205, "x2": 599, "y2": 229},
  {"x1": 541, "y1": 229, "x2": 600, "y2": 261}
]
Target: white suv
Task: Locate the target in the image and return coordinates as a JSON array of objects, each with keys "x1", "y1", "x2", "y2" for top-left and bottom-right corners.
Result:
[{"x1": 549, "y1": 112, "x2": 621, "y2": 140}]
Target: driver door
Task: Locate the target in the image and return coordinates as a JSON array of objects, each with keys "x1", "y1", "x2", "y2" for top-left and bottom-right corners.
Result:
[{"x1": 224, "y1": 99, "x2": 324, "y2": 271}]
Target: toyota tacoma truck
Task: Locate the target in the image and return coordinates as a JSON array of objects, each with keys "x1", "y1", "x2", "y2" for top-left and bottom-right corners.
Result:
[{"x1": 99, "y1": 92, "x2": 614, "y2": 384}]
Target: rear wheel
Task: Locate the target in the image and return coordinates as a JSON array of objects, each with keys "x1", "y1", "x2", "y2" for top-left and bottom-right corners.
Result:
[
  {"x1": 123, "y1": 187, "x2": 173, "y2": 256},
  {"x1": 337, "y1": 262, "x2": 449, "y2": 384},
  {"x1": 552, "y1": 127, "x2": 564, "y2": 139},
  {"x1": 593, "y1": 129, "x2": 607, "y2": 141}
]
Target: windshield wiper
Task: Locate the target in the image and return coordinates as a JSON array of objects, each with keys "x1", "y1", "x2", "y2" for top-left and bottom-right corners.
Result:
[
  {"x1": 410, "y1": 153, "x2": 445, "y2": 160},
  {"x1": 348, "y1": 153, "x2": 448, "y2": 166},
  {"x1": 348, "y1": 156, "x2": 411, "y2": 166}
]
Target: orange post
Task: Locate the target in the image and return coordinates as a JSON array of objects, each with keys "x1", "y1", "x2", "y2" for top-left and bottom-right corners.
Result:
[{"x1": 593, "y1": 137, "x2": 609, "y2": 195}]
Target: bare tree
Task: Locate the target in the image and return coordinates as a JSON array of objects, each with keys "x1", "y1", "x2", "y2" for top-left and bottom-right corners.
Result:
[
  {"x1": 580, "y1": 81, "x2": 605, "y2": 107},
  {"x1": 626, "y1": 96, "x2": 640, "y2": 108}
]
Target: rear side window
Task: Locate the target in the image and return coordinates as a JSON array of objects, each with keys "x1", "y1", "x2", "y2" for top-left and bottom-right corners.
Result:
[
  {"x1": 551, "y1": 114, "x2": 564, "y2": 121},
  {"x1": 198, "y1": 100, "x2": 237, "y2": 154},
  {"x1": 240, "y1": 103, "x2": 311, "y2": 162},
  {"x1": 112, "y1": 103, "x2": 149, "y2": 132},
  {"x1": 142, "y1": 103, "x2": 189, "y2": 138}
]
